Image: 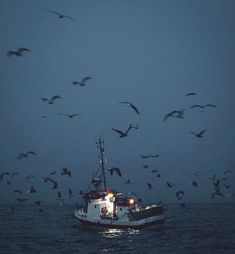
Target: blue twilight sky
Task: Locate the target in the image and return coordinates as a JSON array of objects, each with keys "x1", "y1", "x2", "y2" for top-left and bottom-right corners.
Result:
[{"x1": 0, "y1": 0, "x2": 235, "y2": 204}]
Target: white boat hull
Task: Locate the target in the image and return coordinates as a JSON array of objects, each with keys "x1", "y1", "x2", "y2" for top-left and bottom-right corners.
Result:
[{"x1": 74, "y1": 209, "x2": 165, "y2": 229}]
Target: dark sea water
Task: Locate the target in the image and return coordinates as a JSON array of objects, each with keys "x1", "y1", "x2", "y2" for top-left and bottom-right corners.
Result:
[{"x1": 0, "y1": 203, "x2": 235, "y2": 254}]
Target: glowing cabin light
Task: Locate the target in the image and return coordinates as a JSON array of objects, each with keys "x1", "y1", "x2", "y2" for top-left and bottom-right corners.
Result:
[{"x1": 128, "y1": 199, "x2": 135, "y2": 205}]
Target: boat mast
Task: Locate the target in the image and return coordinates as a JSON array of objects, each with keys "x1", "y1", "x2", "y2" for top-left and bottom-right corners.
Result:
[{"x1": 97, "y1": 137, "x2": 107, "y2": 191}]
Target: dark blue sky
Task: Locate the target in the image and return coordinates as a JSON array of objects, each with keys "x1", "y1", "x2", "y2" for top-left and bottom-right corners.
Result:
[{"x1": 0, "y1": 0, "x2": 235, "y2": 204}]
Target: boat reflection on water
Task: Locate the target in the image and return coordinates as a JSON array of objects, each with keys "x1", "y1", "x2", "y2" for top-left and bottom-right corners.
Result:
[{"x1": 99, "y1": 228, "x2": 140, "y2": 239}]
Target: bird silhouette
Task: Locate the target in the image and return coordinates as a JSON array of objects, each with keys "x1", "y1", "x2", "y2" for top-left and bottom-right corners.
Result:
[
  {"x1": 147, "y1": 183, "x2": 153, "y2": 189},
  {"x1": 151, "y1": 169, "x2": 161, "y2": 177},
  {"x1": 61, "y1": 168, "x2": 72, "y2": 177},
  {"x1": 186, "y1": 92, "x2": 196, "y2": 96},
  {"x1": 17, "y1": 151, "x2": 36, "y2": 159},
  {"x1": 72, "y1": 77, "x2": 92, "y2": 86},
  {"x1": 211, "y1": 192, "x2": 224, "y2": 199},
  {"x1": 0, "y1": 172, "x2": 10, "y2": 181},
  {"x1": 68, "y1": 188, "x2": 73, "y2": 198},
  {"x1": 46, "y1": 10, "x2": 76, "y2": 21},
  {"x1": 119, "y1": 101, "x2": 141, "y2": 115},
  {"x1": 25, "y1": 174, "x2": 35, "y2": 180},
  {"x1": 7, "y1": 48, "x2": 31, "y2": 57},
  {"x1": 13, "y1": 189, "x2": 22, "y2": 194},
  {"x1": 58, "y1": 113, "x2": 82, "y2": 118},
  {"x1": 166, "y1": 181, "x2": 175, "y2": 188},
  {"x1": 191, "y1": 181, "x2": 198, "y2": 188},
  {"x1": 26, "y1": 185, "x2": 37, "y2": 193},
  {"x1": 15, "y1": 198, "x2": 28, "y2": 203},
  {"x1": 141, "y1": 154, "x2": 160, "y2": 159},
  {"x1": 11, "y1": 172, "x2": 19, "y2": 178},
  {"x1": 190, "y1": 104, "x2": 216, "y2": 110},
  {"x1": 176, "y1": 191, "x2": 184, "y2": 200},
  {"x1": 163, "y1": 110, "x2": 184, "y2": 121},
  {"x1": 111, "y1": 124, "x2": 133, "y2": 138},
  {"x1": 42, "y1": 177, "x2": 58, "y2": 190},
  {"x1": 41, "y1": 95, "x2": 62, "y2": 104},
  {"x1": 108, "y1": 167, "x2": 122, "y2": 177},
  {"x1": 190, "y1": 129, "x2": 206, "y2": 138}
]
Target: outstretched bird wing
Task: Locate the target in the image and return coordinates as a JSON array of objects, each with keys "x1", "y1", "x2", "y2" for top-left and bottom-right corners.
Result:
[{"x1": 111, "y1": 128, "x2": 125, "y2": 136}]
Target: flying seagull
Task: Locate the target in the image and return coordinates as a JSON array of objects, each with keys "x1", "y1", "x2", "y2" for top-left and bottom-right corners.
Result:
[
  {"x1": 17, "y1": 151, "x2": 36, "y2": 159},
  {"x1": 7, "y1": 48, "x2": 31, "y2": 57},
  {"x1": 42, "y1": 177, "x2": 58, "y2": 190},
  {"x1": 147, "y1": 183, "x2": 153, "y2": 189},
  {"x1": 163, "y1": 110, "x2": 184, "y2": 121},
  {"x1": 176, "y1": 191, "x2": 184, "y2": 200},
  {"x1": 190, "y1": 104, "x2": 216, "y2": 110},
  {"x1": 186, "y1": 92, "x2": 196, "y2": 96},
  {"x1": 41, "y1": 95, "x2": 62, "y2": 104},
  {"x1": 190, "y1": 129, "x2": 206, "y2": 138},
  {"x1": 166, "y1": 181, "x2": 175, "y2": 188},
  {"x1": 26, "y1": 185, "x2": 37, "y2": 194},
  {"x1": 61, "y1": 168, "x2": 72, "y2": 177},
  {"x1": 108, "y1": 167, "x2": 122, "y2": 177},
  {"x1": 0, "y1": 172, "x2": 10, "y2": 181},
  {"x1": 141, "y1": 154, "x2": 160, "y2": 159},
  {"x1": 72, "y1": 77, "x2": 92, "y2": 87},
  {"x1": 111, "y1": 124, "x2": 133, "y2": 138},
  {"x1": 191, "y1": 181, "x2": 198, "y2": 188},
  {"x1": 46, "y1": 10, "x2": 76, "y2": 21},
  {"x1": 119, "y1": 101, "x2": 141, "y2": 115},
  {"x1": 57, "y1": 113, "x2": 82, "y2": 118}
]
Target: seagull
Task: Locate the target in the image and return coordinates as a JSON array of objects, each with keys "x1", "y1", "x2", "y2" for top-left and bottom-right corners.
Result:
[
  {"x1": 111, "y1": 124, "x2": 133, "y2": 138},
  {"x1": 108, "y1": 167, "x2": 122, "y2": 177},
  {"x1": 42, "y1": 177, "x2": 58, "y2": 189},
  {"x1": 191, "y1": 181, "x2": 198, "y2": 188},
  {"x1": 34, "y1": 201, "x2": 42, "y2": 206},
  {"x1": 119, "y1": 101, "x2": 141, "y2": 115},
  {"x1": 190, "y1": 104, "x2": 216, "y2": 110},
  {"x1": 163, "y1": 110, "x2": 184, "y2": 121},
  {"x1": 41, "y1": 95, "x2": 62, "y2": 104},
  {"x1": 147, "y1": 183, "x2": 153, "y2": 189},
  {"x1": 141, "y1": 154, "x2": 160, "y2": 159},
  {"x1": 211, "y1": 192, "x2": 224, "y2": 199},
  {"x1": 26, "y1": 185, "x2": 37, "y2": 193},
  {"x1": 166, "y1": 181, "x2": 175, "y2": 188},
  {"x1": 46, "y1": 10, "x2": 76, "y2": 21},
  {"x1": 224, "y1": 170, "x2": 232, "y2": 175},
  {"x1": 61, "y1": 168, "x2": 72, "y2": 177},
  {"x1": 15, "y1": 198, "x2": 28, "y2": 203},
  {"x1": 151, "y1": 170, "x2": 161, "y2": 177},
  {"x1": 25, "y1": 174, "x2": 35, "y2": 180},
  {"x1": 11, "y1": 172, "x2": 19, "y2": 178},
  {"x1": 17, "y1": 151, "x2": 36, "y2": 159},
  {"x1": 72, "y1": 77, "x2": 92, "y2": 86},
  {"x1": 190, "y1": 129, "x2": 206, "y2": 138},
  {"x1": 176, "y1": 191, "x2": 184, "y2": 200},
  {"x1": 57, "y1": 191, "x2": 62, "y2": 199},
  {"x1": 13, "y1": 189, "x2": 22, "y2": 194},
  {"x1": 186, "y1": 92, "x2": 196, "y2": 96},
  {"x1": 7, "y1": 48, "x2": 31, "y2": 57},
  {"x1": 68, "y1": 188, "x2": 73, "y2": 198},
  {"x1": 58, "y1": 113, "x2": 82, "y2": 118},
  {"x1": 49, "y1": 170, "x2": 57, "y2": 175},
  {"x1": 0, "y1": 172, "x2": 10, "y2": 181},
  {"x1": 142, "y1": 165, "x2": 149, "y2": 169}
]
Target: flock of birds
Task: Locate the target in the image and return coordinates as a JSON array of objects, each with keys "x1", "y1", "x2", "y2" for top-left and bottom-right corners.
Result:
[{"x1": 1, "y1": 8, "x2": 234, "y2": 213}]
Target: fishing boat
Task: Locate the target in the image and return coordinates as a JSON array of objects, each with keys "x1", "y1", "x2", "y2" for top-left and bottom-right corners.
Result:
[{"x1": 74, "y1": 138, "x2": 165, "y2": 229}]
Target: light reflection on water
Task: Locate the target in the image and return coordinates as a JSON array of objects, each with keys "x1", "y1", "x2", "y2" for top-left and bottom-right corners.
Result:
[{"x1": 99, "y1": 228, "x2": 140, "y2": 239}]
